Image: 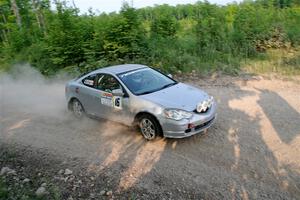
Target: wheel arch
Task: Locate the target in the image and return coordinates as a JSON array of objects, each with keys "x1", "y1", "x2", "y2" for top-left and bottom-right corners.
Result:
[
  {"x1": 68, "y1": 97, "x2": 80, "y2": 111},
  {"x1": 134, "y1": 111, "x2": 163, "y2": 136}
]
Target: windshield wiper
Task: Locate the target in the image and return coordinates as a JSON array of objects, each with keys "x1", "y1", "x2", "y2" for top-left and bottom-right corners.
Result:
[
  {"x1": 137, "y1": 82, "x2": 177, "y2": 96},
  {"x1": 137, "y1": 90, "x2": 157, "y2": 95},
  {"x1": 160, "y1": 82, "x2": 177, "y2": 90}
]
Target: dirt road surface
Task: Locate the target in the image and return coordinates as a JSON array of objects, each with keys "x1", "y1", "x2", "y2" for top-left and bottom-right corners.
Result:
[{"x1": 1, "y1": 68, "x2": 300, "y2": 199}]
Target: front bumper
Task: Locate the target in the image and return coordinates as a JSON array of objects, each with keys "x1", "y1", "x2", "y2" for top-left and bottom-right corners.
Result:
[{"x1": 161, "y1": 102, "x2": 217, "y2": 138}]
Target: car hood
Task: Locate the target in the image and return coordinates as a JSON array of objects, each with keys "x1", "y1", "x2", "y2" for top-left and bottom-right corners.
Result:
[{"x1": 140, "y1": 82, "x2": 209, "y2": 111}]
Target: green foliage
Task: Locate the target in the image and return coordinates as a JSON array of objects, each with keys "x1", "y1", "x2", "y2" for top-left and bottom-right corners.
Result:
[
  {"x1": 101, "y1": 3, "x2": 146, "y2": 61},
  {"x1": 196, "y1": 3, "x2": 229, "y2": 54},
  {"x1": 0, "y1": 178, "x2": 9, "y2": 199},
  {"x1": 151, "y1": 15, "x2": 178, "y2": 38},
  {"x1": 282, "y1": 7, "x2": 300, "y2": 45},
  {"x1": 45, "y1": 2, "x2": 85, "y2": 68},
  {"x1": 0, "y1": 0, "x2": 300, "y2": 75},
  {"x1": 232, "y1": 4, "x2": 277, "y2": 56},
  {"x1": 150, "y1": 5, "x2": 179, "y2": 38},
  {"x1": 0, "y1": 176, "x2": 62, "y2": 200}
]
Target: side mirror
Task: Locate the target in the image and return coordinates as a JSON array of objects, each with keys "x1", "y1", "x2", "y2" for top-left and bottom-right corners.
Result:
[
  {"x1": 112, "y1": 88, "x2": 124, "y2": 97},
  {"x1": 167, "y1": 74, "x2": 173, "y2": 78}
]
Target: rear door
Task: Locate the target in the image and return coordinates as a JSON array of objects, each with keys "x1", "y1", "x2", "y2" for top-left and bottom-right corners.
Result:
[
  {"x1": 75, "y1": 74, "x2": 97, "y2": 115},
  {"x1": 79, "y1": 74, "x2": 112, "y2": 118}
]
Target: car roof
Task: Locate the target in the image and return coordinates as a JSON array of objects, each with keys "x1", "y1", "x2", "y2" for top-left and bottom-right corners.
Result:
[{"x1": 93, "y1": 64, "x2": 148, "y2": 75}]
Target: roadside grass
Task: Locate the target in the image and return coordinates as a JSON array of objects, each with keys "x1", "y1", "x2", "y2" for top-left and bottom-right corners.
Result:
[
  {"x1": 0, "y1": 174, "x2": 61, "y2": 200},
  {"x1": 0, "y1": 151, "x2": 62, "y2": 200},
  {"x1": 0, "y1": 176, "x2": 38, "y2": 200},
  {"x1": 242, "y1": 48, "x2": 300, "y2": 76},
  {"x1": 0, "y1": 178, "x2": 9, "y2": 200}
]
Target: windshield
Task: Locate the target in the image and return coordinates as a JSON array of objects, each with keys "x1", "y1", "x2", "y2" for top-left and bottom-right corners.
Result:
[{"x1": 118, "y1": 68, "x2": 177, "y2": 95}]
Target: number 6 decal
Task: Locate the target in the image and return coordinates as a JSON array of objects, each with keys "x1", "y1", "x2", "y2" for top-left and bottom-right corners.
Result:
[{"x1": 113, "y1": 96, "x2": 122, "y2": 109}]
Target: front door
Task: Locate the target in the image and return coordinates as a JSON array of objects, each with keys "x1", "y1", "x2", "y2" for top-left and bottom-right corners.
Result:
[{"x1": 95, "y1": 74, "x2": 130, "y2": 122}]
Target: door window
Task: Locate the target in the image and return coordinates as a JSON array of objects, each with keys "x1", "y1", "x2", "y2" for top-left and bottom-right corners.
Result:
[{"x1": 96, "y1": 74, "x2": 121, "y2": 93}]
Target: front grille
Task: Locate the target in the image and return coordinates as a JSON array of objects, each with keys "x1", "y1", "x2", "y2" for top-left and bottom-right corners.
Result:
[{"x1": 194, "y1": 117, "x2": 215, "y2": 131}]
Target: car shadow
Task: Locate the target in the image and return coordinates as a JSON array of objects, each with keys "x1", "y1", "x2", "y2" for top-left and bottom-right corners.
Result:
[{"x1": 257, "y1": 88, "x2": 300, "y2": 144}]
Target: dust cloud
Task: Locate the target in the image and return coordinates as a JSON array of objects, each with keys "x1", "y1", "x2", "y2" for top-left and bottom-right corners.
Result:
[
  {"x1": 0, "y1": 64, "x2": 134, "y2": 144},
  {"x1": 0, "y1": 64, "x2": 71, "y2": 119}
]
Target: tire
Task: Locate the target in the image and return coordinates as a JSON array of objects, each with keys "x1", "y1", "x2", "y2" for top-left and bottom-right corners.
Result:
[
  {"x1": 71, "y1": 99, "x2": 85, "y2": 119},
  {"x1": 138, "y1": 114, "x2": 162, "y2": 140}
]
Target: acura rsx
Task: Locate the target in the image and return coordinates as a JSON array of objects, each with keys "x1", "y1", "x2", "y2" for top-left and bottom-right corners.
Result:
[{"x1": 65, "y1": 64, "x2": 217, "y2": 140}]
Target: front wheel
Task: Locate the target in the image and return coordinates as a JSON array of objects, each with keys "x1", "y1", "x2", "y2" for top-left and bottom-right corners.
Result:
[
  {"x1": 138, "y1": 115, "x2": 161, "y2": 140},
  {"x1": 72, "y1": 99, "x2": 84, "y2": 118}
]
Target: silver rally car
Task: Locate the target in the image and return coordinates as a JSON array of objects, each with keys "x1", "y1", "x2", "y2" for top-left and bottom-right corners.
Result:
[{"x1": 65, "y1": 64, "x2": 217, "y2": 140}]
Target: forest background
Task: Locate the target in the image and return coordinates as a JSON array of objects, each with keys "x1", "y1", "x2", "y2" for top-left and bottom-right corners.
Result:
[{"x1": 1, "y1": 0, "x2": 300, "y2": 76}]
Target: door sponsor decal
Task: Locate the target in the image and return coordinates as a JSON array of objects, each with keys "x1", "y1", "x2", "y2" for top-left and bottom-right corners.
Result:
[
  {"x1": 102, "y1": 92, "x2": 113, "y2": 98},
  {"x1": 101, "y1": 98, "x2": 112, "y2": 107},
  {"x1": 101, "y1": 92, "x2": 113, "y2": 107},
  {"x1": 100, "y1": 92, "x2": 122, "y2": 109}
]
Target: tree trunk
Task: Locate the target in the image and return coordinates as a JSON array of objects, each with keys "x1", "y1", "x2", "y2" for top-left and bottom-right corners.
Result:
[
  {"x1": 10, "y1": 0, "x2": 22, "y2": 28},
  {"x1": 1, "y1": 13, "x2": 9, "y2": 43},
  {"x1": 1, "y1": 30, "x2": 8, "y2": 43},
  {"x1": 32, "y1": 0, "x2": 46, "y2": 34},
  {"x1": 32, "y1": 0, "x2": 41, "y2": 28}
]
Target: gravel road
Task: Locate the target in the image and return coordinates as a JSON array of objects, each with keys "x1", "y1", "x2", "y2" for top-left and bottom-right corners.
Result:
[{"x1": 1, "y1": 67, "x2": 300, "y2": 199}]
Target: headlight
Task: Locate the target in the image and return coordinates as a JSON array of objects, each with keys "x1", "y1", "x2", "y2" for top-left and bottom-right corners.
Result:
[{"x1": 164, "y1": 109, "x2": 193, "y2": 121}]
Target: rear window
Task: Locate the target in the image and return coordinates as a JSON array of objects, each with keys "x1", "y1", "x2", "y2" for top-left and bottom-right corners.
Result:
[{"x1": 82, "y1": 74, "x2": 96, "y2": 87}]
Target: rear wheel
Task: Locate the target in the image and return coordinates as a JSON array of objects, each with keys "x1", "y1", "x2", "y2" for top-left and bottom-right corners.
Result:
[
  {"x1": 72, "y1": 99, "x2": 84, "y2": 118},
  {"x1": 138, "y1": 114, "x2": 161, "y2": 140}
]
